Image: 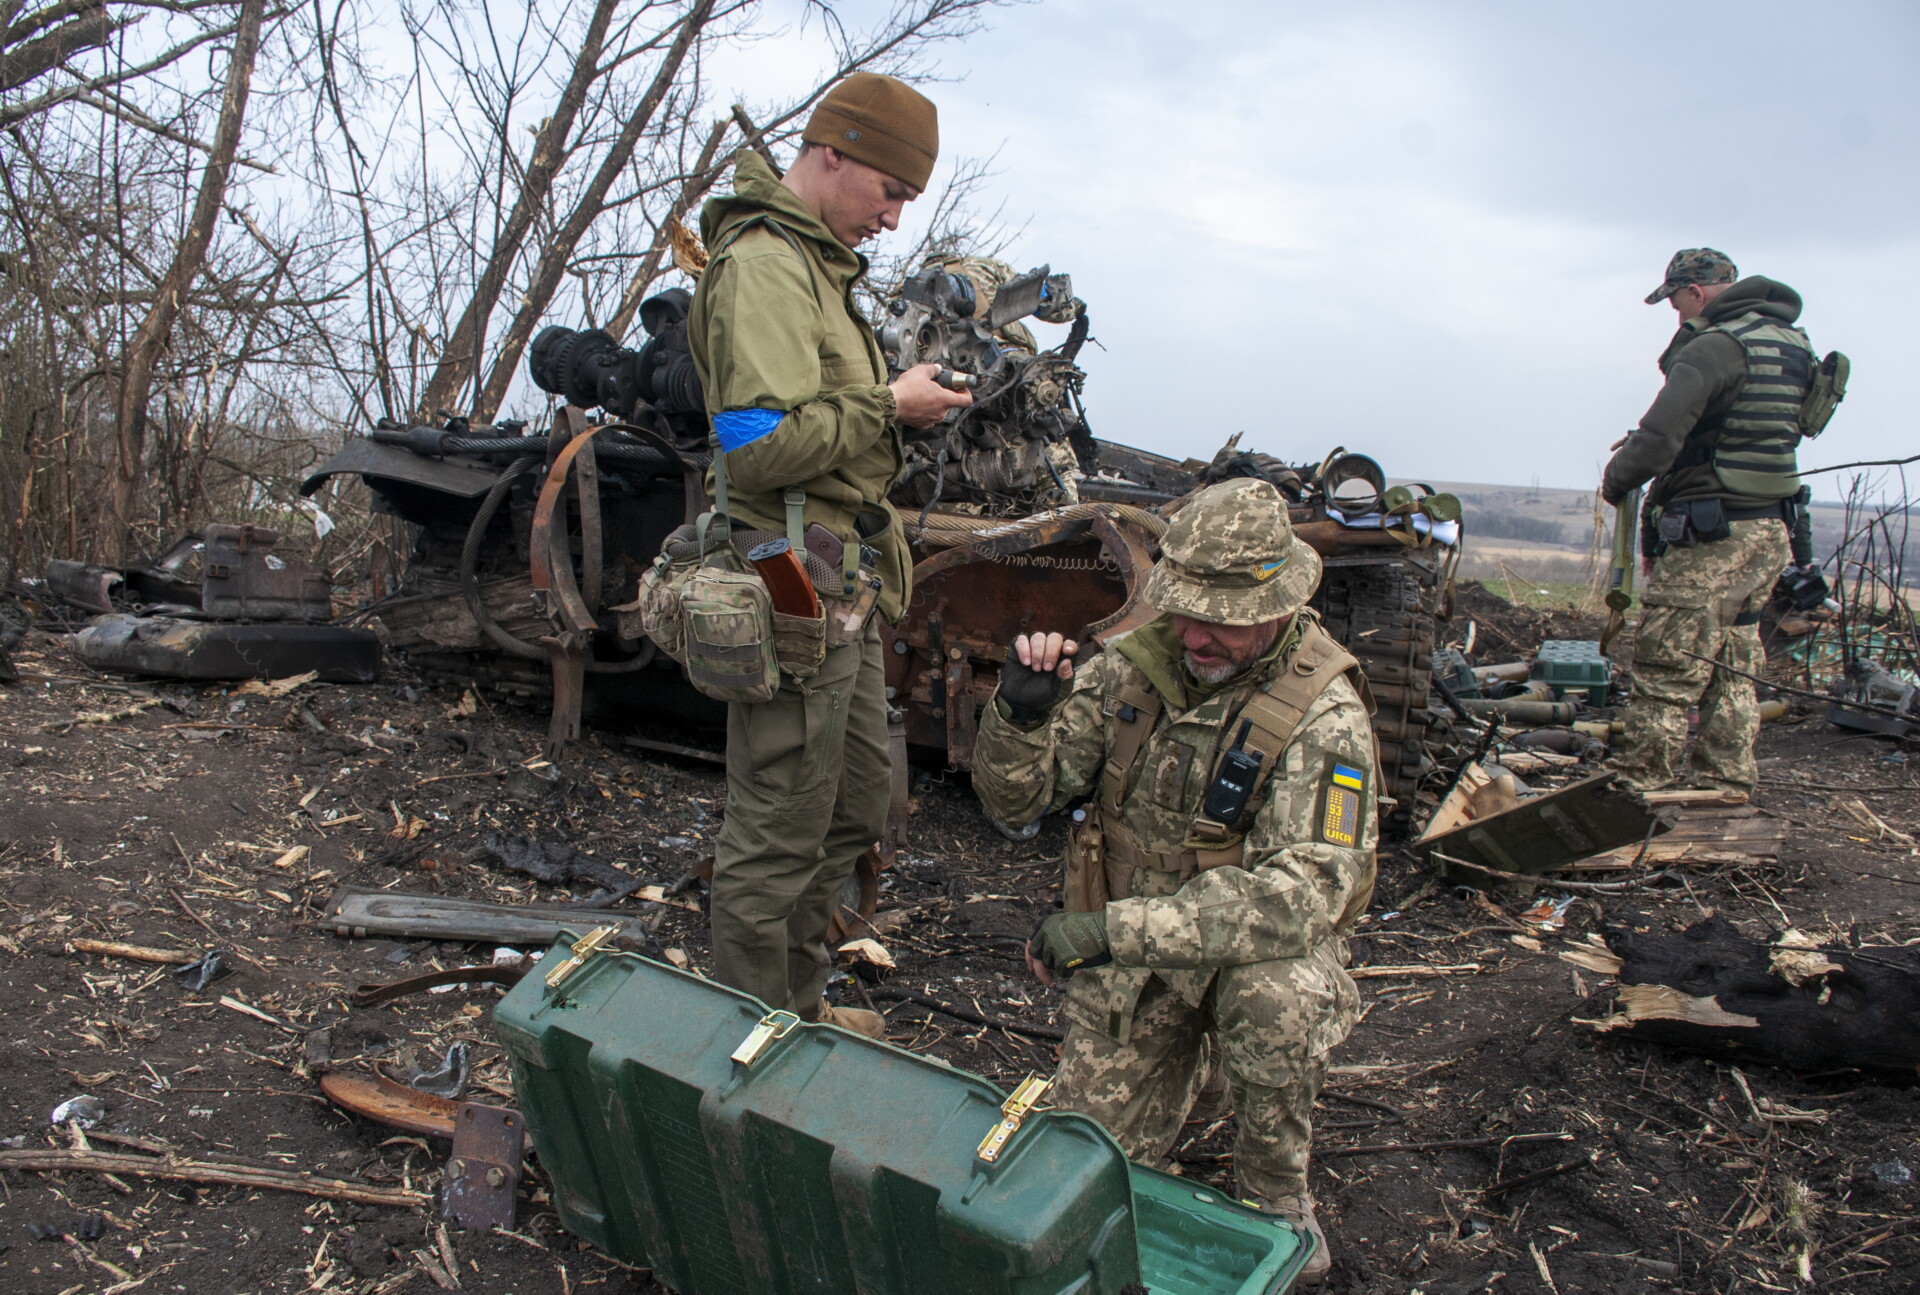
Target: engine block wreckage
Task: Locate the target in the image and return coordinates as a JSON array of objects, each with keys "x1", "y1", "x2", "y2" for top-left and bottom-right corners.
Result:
[{"x1": 296, "y1": 262, "x2": 1463, "y2": 838}]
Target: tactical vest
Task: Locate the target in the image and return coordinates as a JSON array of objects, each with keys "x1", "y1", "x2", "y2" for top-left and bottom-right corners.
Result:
[
  {"x1": 1063, "y1": 619, "x2": 1378, "y2": 912},
  {"x1": 1678, "y1": 311, "x2": 1816, "y2": 500}
]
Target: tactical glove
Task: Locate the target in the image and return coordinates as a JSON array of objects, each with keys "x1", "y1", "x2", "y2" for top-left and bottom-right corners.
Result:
[
  {"x1": 1029, "y1": 911, "x2": 1112, "y2": 978},
  {"x1": 998, "y1": 645, "x2": 1066, "y2": 726}
]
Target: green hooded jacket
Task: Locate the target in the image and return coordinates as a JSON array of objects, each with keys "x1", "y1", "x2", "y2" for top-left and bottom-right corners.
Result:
[
  {"x1": 688, "y1": 149, "x2": 911, "y2": 619},
  {"x1": 1604, "y1": 275, "x2": 1809, "y2": 508}
]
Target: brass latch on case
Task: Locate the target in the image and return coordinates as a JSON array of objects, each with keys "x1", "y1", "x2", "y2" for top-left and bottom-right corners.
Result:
[
  {"x1": 544, "y1": 925, "x2": 621, "y2": 990},
  {"x1": 976, "y1": 1074, "x2": 1052, "y2": 1163},
  {"x1": 730, "y1": 1010, "x2": 801, "y2": 1068}
]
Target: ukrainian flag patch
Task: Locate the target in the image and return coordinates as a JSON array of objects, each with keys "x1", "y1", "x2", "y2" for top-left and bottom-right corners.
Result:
[{"x1": 1332, "y1": 763, "x2": 1365, "y2": 791}]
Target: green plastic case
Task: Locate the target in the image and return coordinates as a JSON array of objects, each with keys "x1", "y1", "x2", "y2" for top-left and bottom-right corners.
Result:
[
  {"x1": 493, "y1": 939, "x2": 1310, "y2": 1294},
  {"x1": 1531, "y1": 639, "x2": 1611, "y2": 706}
]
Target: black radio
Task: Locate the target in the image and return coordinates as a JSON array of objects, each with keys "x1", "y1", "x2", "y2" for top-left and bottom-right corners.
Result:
[{"x1": 1203, "y1": 720, "x2": 1264, "y2": 828}]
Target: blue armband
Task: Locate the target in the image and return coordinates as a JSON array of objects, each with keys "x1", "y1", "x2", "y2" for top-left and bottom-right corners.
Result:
[{"x1": 713, "y1": 407, "x2": 786, "y2": 452}]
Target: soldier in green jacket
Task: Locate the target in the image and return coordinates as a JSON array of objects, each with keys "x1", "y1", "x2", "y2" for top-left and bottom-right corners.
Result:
[
  {"x1": 687, "y1": 74, "x2": 971, "y2": 1036},
  {"x1": 972, "y1": 479, "x2": 1380, "y2": 1286},
  {"x1": 1602, "y1": 249, "x2": 1809, "y2": 796}
]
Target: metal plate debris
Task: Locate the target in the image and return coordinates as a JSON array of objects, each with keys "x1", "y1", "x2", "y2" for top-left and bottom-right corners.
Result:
[
  {"x1": 72, "y1": 615, "x2": 381, "y2": 682},
  {"x1": 1418, "y1": 771, "x2": 1672, "y2": 878},
  {"x1": 324, "y1": 886, "x2": 648, "y2": 945},
  {"x1": 442, "y1": 1103, "x2": 525, "y2": 1231}
]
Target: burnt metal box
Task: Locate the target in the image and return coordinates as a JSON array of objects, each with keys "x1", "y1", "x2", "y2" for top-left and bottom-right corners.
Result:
[{"x1": 493, "y1": 939, "x2": 1311, "y2": 1295}]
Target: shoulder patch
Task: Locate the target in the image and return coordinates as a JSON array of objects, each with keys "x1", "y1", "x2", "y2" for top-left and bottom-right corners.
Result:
[
  {"x1": 1322, "y1": 785, "x2": 1361, "y2": 848},
  {"x1": 1332, "y1": 763, "x2": 1365, "y2": 791}
]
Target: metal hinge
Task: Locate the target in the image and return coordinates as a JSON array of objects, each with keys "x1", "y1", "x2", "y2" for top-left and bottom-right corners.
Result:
[
  {"x1": 543, "y1": 924, "x2": 621, "y2": 990},
  {"x1": 730, "y1": 1010, "x2": 801, "y2": 1068},
  {"x1": 976, "y1": 1074, "x2": 1052, "y2": 1163}
]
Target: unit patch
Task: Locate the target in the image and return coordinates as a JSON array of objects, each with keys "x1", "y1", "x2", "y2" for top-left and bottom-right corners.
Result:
[{"x1": 1322, "y1": 785, "x2": 1360, "y2": 847}]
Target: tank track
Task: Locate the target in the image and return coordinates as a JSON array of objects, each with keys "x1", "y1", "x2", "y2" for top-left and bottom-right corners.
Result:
[{"x1": 1313, "y1": 564, "x2": 1440, "y2": 835}]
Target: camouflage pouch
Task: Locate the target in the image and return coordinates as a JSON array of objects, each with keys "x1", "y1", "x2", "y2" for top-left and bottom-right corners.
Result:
[
  {"x1": 635, "y1": 525, "x2": 701, "y2": 665},
  {"x1": 770, "y1": 608, "x2": 826, "y2": 679},
  {"x1": 1800, "y1": 350, "x2": 1849, "y2": 438},
  {"x1": 819, "y1": 568, "x2": 883, "y2": 650},
  {"x1": 681, "y1": 562, "x2": 778, "y2": 704}
]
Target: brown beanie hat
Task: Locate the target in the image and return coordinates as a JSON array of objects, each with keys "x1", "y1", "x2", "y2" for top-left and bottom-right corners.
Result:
[{"x1": 802, "y1": 73, "x2": 938, "y2": 191}]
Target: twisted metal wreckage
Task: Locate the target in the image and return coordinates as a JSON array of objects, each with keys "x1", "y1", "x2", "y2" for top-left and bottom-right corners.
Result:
[{"x1": 295, "y1": 261, "x2": 1464, "y2": 839}]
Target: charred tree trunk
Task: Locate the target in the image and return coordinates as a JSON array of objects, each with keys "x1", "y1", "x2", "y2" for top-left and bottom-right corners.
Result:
[
  {"x1": 471, "y1": 0, "x2": 718, "y2": 423},
  {"x1": 412, "y1": 0, "x2": 620, "y2": 423},
  {"x1": 1584, "y1": 915, "x2": 1920, "y2": 1073},
  {"x1": 104, "y1": 0, "x2": 264, "y2": 564}
]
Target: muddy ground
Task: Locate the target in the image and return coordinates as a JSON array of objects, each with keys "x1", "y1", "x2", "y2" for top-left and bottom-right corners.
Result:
[{"x1": 0, "y1": 596, "x2": 1916, "y2": 1295}]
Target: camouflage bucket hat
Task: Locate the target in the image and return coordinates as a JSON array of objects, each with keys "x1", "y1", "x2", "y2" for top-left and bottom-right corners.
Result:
[
  {"x1": 1144, "y1": 479, "x2": 1322, "y2": 626},
  {"x1": 1645, "y1": 247, "x2": 1737, "y2": 304}
]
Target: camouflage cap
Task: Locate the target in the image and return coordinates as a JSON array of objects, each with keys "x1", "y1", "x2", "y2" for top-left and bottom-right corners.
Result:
[
  {"x1": 1645, "y1": 248, "x2": 1737, "y2": 304},
  {"x1": 1143, "y1": 479, "x2": 1322, "y2": 626}
]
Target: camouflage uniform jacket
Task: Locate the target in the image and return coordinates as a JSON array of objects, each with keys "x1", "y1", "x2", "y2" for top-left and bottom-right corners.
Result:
[
  {"x1": 689, "y1": 149, "x2": 911, "y2": 620},
  {"x1": 974, "y1": 613, "x2": 1378, "y2": 1048}
]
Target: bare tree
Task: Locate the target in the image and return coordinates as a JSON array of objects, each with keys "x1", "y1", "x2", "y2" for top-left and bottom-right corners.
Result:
[{"x1": 103, "y1": 0, "x2": 266, "y2": 563}]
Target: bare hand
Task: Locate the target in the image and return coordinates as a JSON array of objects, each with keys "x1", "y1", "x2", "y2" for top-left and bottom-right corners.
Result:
[
  {"x1": 890, "y1": 362, "x2": 974, "y2": 429},
  {"x1": 1025, "y1": 939, "x2": 1055, "y2": 988},
  {"x1": 1012, "y1": 631, "x2": 1077, "y2": 680},
  {"x1": 1609, "y1": 434, "x2": 1630, "y2": 451}
]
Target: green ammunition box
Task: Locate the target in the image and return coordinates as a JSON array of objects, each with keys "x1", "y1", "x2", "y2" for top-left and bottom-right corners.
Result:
[
  {"x1": 493, "y1": 938, "x2": 1311, "y2": 1295},
  {"x1": 1530, "y1": 639, "x2": 1611, "y2": 706}
]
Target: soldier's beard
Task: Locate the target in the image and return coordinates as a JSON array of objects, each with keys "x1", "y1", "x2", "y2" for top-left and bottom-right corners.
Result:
[
  {"x1": 1183, "y1": 652, "x2": 1248, "y2": 685},
  {"x1": 1179, "y1": 619, "x2": 1282, "y2": 687}
]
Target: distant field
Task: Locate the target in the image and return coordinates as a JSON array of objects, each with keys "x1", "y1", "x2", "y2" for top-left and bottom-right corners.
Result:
[{"x1": 1398, "y1": 478, "x2": 1919, "y2": 593}]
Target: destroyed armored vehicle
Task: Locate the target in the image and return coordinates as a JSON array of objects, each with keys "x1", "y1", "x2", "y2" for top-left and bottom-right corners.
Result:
[{"x1": 300, "y1": 260, "x2": 1460, "y2": 830}]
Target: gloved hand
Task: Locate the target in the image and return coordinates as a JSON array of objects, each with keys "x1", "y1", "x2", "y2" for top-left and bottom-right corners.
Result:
[
  {"x1": 1028, "y1": 911, "x2": 1111, "y2": 979},
  {"x1": 998, "y1": 633, "x2": 1076, "y2": 725}
]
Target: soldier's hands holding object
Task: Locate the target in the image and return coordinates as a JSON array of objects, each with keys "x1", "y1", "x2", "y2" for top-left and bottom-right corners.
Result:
[
  {"x1": 1026, "y1": 911, "x2": 1111, "y2": 987},
  {"x1": 890, "y1": 362, "x2": 974, "y2": 429},
  {"x1": 999, "y1": 633, "x2": 1077, "y2": 725}
]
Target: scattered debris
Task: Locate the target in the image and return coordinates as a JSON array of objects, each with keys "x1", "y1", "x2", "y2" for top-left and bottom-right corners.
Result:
[
  {"x1": 325, "y1": 886, "x2": 650, "y2": 944},
  {"x1": 0, "y1": 1146, "x2": 429, "y2": 1208},
  {"x1": 1580, "y1": 915, "x2": 1920, "y2": 1071},
  {"x1": 410, "y1": 1043, "x2": 470, "y2": 1100},
  {"x1": 72, "y1": 614, "x2": 381, "y2": 683},
  {"x1": 170, "y1": 948, "x2": 231, "y2": 991},
  {"x1": 443, "y1": 1104, "x2": 526, "y2": 1232},
  {"x1": 49, "y1": 1095, "x2": 105, "y2": 1129},
  {"x1": 467, "y1": 831, "x2": 638, "y2": 894},
  {"x1": 1418, "y1": 771, "x2": 1671, "y2": 879}
]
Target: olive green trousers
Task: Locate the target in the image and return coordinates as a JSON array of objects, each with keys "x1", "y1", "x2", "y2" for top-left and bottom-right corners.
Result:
[{"x1": 710, "y1": 619, "x2": 889, "y2": 1015}]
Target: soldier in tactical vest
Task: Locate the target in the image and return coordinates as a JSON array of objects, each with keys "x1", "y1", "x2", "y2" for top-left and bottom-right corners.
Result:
[
  {"x1": 971, "y1": 478, "x2": 1380, "y2": 1286},
  {"x1": 687, "y1": 75, "x2": 971, "y2": 1037},
  {"x1": 1602, "y1": 249, "x2": 1816, "y2": 796}
]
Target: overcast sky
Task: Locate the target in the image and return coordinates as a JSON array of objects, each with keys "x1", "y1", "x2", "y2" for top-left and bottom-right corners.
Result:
[{"x1": 732, "y1": 0, "x2": 1918, "y2": 499}]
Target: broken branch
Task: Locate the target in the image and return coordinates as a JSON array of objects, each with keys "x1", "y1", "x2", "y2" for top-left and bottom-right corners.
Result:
[{"x1": 0, "y1": 1147, "x2": 428, "y2": 1208}]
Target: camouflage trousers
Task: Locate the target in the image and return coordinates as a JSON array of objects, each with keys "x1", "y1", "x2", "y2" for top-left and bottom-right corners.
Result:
[
  {"x1": 1613, "y1": 517, "x2": 1789, "y2": 794},
  {"x1": 710, "y1": 618, "x2": 889, "y2": 1016},
  {"x1": 1051, "y1": 950, "x2": 1354, "y2": 1201}
]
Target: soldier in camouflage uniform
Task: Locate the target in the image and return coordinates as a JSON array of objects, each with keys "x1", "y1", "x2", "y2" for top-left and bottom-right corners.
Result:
[
  {"x1": 971, "y1": 478, "x2": 1379, "y2": 1286},
  {"x1": 1603, "y1": 249, "x2": 1812, "y2": 796}
]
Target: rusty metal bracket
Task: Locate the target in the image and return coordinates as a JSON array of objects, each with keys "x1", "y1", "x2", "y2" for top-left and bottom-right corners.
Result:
[
  {"x1": 530, "y1": 407, "x2": 603, "y2": 757},
  {"x1": 442, "y1": 1103, "x2": 525, "y2": 1231}
]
